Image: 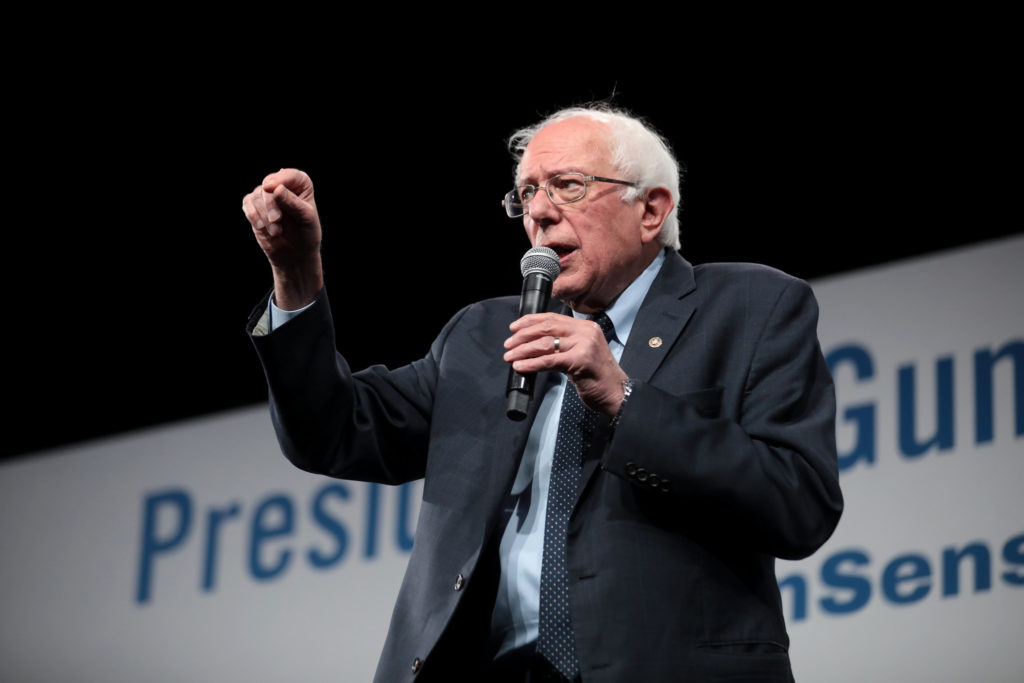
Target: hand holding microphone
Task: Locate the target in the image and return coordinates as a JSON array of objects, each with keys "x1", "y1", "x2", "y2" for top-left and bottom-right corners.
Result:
[
  {"x1": 504, "y1": 247, "x2": 630, "y2": 418},
  {"x1": 505, "y1": 246, "x2": 561, "y2": 420}
]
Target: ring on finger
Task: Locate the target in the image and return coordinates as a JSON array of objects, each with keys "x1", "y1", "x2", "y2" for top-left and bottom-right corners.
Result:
[{"x1": 553, "y1": 336, "x2": 560, "y2": 353}]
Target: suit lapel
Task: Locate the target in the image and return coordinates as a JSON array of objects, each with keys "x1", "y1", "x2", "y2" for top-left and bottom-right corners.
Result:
[
  {"x1": 482, "y1": 299, "x2": 567, "y2": 537},
  {"x1": 482, "y1": 381, "x2": 548, "y2": 535},
  {"x1": 618, "y1": 250, "x2": 698, "y2": 382}
]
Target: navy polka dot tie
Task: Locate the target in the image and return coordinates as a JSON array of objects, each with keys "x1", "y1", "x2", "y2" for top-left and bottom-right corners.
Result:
[{"x1": 537, "y1": 313, "x2": 615, "y2": 680}]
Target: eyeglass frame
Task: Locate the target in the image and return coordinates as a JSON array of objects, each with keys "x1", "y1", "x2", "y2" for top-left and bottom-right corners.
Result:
[{"x1": 502, "y1": 172, "x2": 639, "y2": 218}]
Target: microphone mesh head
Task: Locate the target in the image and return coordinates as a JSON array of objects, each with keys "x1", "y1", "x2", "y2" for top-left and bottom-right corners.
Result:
[{"x1": 520, "y1": 246, "x2": 561, "y2": 280}]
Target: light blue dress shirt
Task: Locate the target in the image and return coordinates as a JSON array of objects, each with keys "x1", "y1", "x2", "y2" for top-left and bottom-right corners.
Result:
[
  {"x1": 265, "y1": 297, "x2": 312, "y2": 330},
  {"x1": 489, "y1": 249, "x2": 666, "y2": 656}
]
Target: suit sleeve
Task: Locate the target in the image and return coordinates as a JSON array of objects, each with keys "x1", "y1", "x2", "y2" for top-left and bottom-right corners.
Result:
[
  {"x1": 248, "y1": 287, "x2": 465, "y2": 485},
  {"x1": 601, "y1": 277, "x2": 843, "y2": 560}
]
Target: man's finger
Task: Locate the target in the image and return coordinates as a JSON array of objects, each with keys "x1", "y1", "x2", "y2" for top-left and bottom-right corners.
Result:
[
  {"x1": 272, "y1": 183, "x2": 315, "y2": 220},
  {"x1": 242, "y1": 188, "x2": 269, "y2": 231}
]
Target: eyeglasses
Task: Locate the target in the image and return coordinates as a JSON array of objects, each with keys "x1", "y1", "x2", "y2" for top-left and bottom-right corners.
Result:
[{"x1": 502, "y1": 172, "x2": 638, "y2": 218}]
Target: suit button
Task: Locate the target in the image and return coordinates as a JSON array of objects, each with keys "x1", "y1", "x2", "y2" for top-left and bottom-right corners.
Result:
[
  {"x1": 660, "y1": 479, "x2": 671, "y2": 493},
  {"x1": 636, "y1": 467, "x2": 648, "y2": 482},
  {"x1": 625, "y1": 462, "x2": 637, "y2": 477},
  {"x1": 648, "y1": 473, "x2": 660, "y2": 487},
  {"x1": 411, "y1": 657, "x2": 422, "y2": 673},
  {"x1": 454, "y1": 573, "x2": 465, "y2": 591}
]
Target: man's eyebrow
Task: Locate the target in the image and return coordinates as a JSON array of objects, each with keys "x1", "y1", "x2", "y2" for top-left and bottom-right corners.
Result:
[{"x1": 518, "y1": 168, "x2": 585, "y2": 185}]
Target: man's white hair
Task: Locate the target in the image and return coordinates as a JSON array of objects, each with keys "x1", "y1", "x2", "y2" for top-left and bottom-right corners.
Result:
[{"x1": 508, "y1": 104, "x2": 683, "y2": 251}]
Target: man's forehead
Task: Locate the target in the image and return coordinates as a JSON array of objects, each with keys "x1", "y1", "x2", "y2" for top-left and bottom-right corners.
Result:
[{"x1": 518, "y1": 117, "x2": 612, "y2": 183}]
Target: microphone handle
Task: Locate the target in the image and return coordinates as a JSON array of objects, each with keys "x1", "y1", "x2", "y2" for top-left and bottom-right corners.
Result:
[{"x1": 506, "y1": 272, "x2": 553, "y2": 420}]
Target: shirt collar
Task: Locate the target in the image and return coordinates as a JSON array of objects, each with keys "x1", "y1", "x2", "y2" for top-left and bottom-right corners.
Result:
[{"x1": 571, "y1": 248, "x2": 666, "y2": 347}]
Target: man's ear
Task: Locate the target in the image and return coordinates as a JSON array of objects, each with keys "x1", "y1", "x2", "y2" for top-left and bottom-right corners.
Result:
[{"x1": 639, "y1": 187, "x2": 675, "y2": 244}]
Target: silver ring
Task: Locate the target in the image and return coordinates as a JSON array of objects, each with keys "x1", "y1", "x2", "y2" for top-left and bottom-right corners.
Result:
[{"x1": 553, "y1": 337, "x2": 560, "y2": 353}]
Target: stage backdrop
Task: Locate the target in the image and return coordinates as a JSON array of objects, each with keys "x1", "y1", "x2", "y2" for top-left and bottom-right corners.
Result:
[{"x1": 1, "y1": 235, "x2": 1021, "y2": 681}]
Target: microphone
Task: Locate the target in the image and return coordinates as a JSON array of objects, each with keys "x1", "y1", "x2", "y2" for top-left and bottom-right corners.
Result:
[{"x1": 506, "y1": 246, "x2": 561, "y2": 421}]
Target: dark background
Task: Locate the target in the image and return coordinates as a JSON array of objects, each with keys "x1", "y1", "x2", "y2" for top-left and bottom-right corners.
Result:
[{"x1": 5, "y1": 53, "x2": 1017, "y2": 461}]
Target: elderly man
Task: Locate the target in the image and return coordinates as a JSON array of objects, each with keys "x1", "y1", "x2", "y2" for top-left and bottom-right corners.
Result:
[{"x1": 243, "y1": 106, "x2": 842, "y2": 682}]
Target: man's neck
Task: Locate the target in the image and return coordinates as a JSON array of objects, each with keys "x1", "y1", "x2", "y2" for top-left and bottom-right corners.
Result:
[{"x1": 565, "y1": 246, "x2": 664, "y2": 315}]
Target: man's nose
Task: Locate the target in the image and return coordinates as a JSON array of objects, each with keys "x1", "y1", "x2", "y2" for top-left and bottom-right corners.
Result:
[{"x1": 528, "y1": 187, "x2": 560, "y2": 225}]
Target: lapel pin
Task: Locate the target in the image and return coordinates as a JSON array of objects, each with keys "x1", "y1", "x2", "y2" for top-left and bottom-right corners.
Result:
[{"x1": 649, "y1": 337, "x2": 663, "y2": 348}]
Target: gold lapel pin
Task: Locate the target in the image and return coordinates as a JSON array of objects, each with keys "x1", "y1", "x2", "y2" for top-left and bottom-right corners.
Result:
[{"x1": 648, "y1": 337, "x2": 663, "y2": 348}]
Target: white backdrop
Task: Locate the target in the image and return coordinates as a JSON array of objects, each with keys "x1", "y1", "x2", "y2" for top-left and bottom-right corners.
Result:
[
  {"x1": 779, "y1": 235, "x2": 1023, "y2": 681},
  {"x1": 2, "y1": 235, "x2": 1021, "y2": 681}
]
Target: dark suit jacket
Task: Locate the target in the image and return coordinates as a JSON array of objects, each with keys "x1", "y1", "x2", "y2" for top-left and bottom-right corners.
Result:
[{"x1": 248, "y1": 249, "x2": 843, "y2": 682}]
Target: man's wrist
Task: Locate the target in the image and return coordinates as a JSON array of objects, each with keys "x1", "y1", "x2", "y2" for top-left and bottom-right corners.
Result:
[
  {"x1": 609, "y1": 378, "x2": 634, "y2": 428},
  {"x1": 271, "y1": 257, "x2": 324, "y2": 311}
]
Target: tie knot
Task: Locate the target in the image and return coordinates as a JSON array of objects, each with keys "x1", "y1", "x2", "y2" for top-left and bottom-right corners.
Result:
[{"x1": 590, "y1": 312, "x2": 616, "y2": 344}]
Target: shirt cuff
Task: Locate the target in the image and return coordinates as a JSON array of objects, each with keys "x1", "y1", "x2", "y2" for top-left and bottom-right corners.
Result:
[{"x1": 268, "y1": 294, "x2": 317, "y2": 332}]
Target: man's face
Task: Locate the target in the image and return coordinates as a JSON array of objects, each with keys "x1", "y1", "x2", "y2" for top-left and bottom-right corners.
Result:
[{"x1": 519, "y1": 117, "x2": 654, "y2": 314}]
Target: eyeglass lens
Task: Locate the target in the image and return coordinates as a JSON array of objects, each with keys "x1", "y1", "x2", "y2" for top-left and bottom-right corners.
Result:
[{"x1": 507, "y1": 173, "x2": 588, "y2": 216}]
